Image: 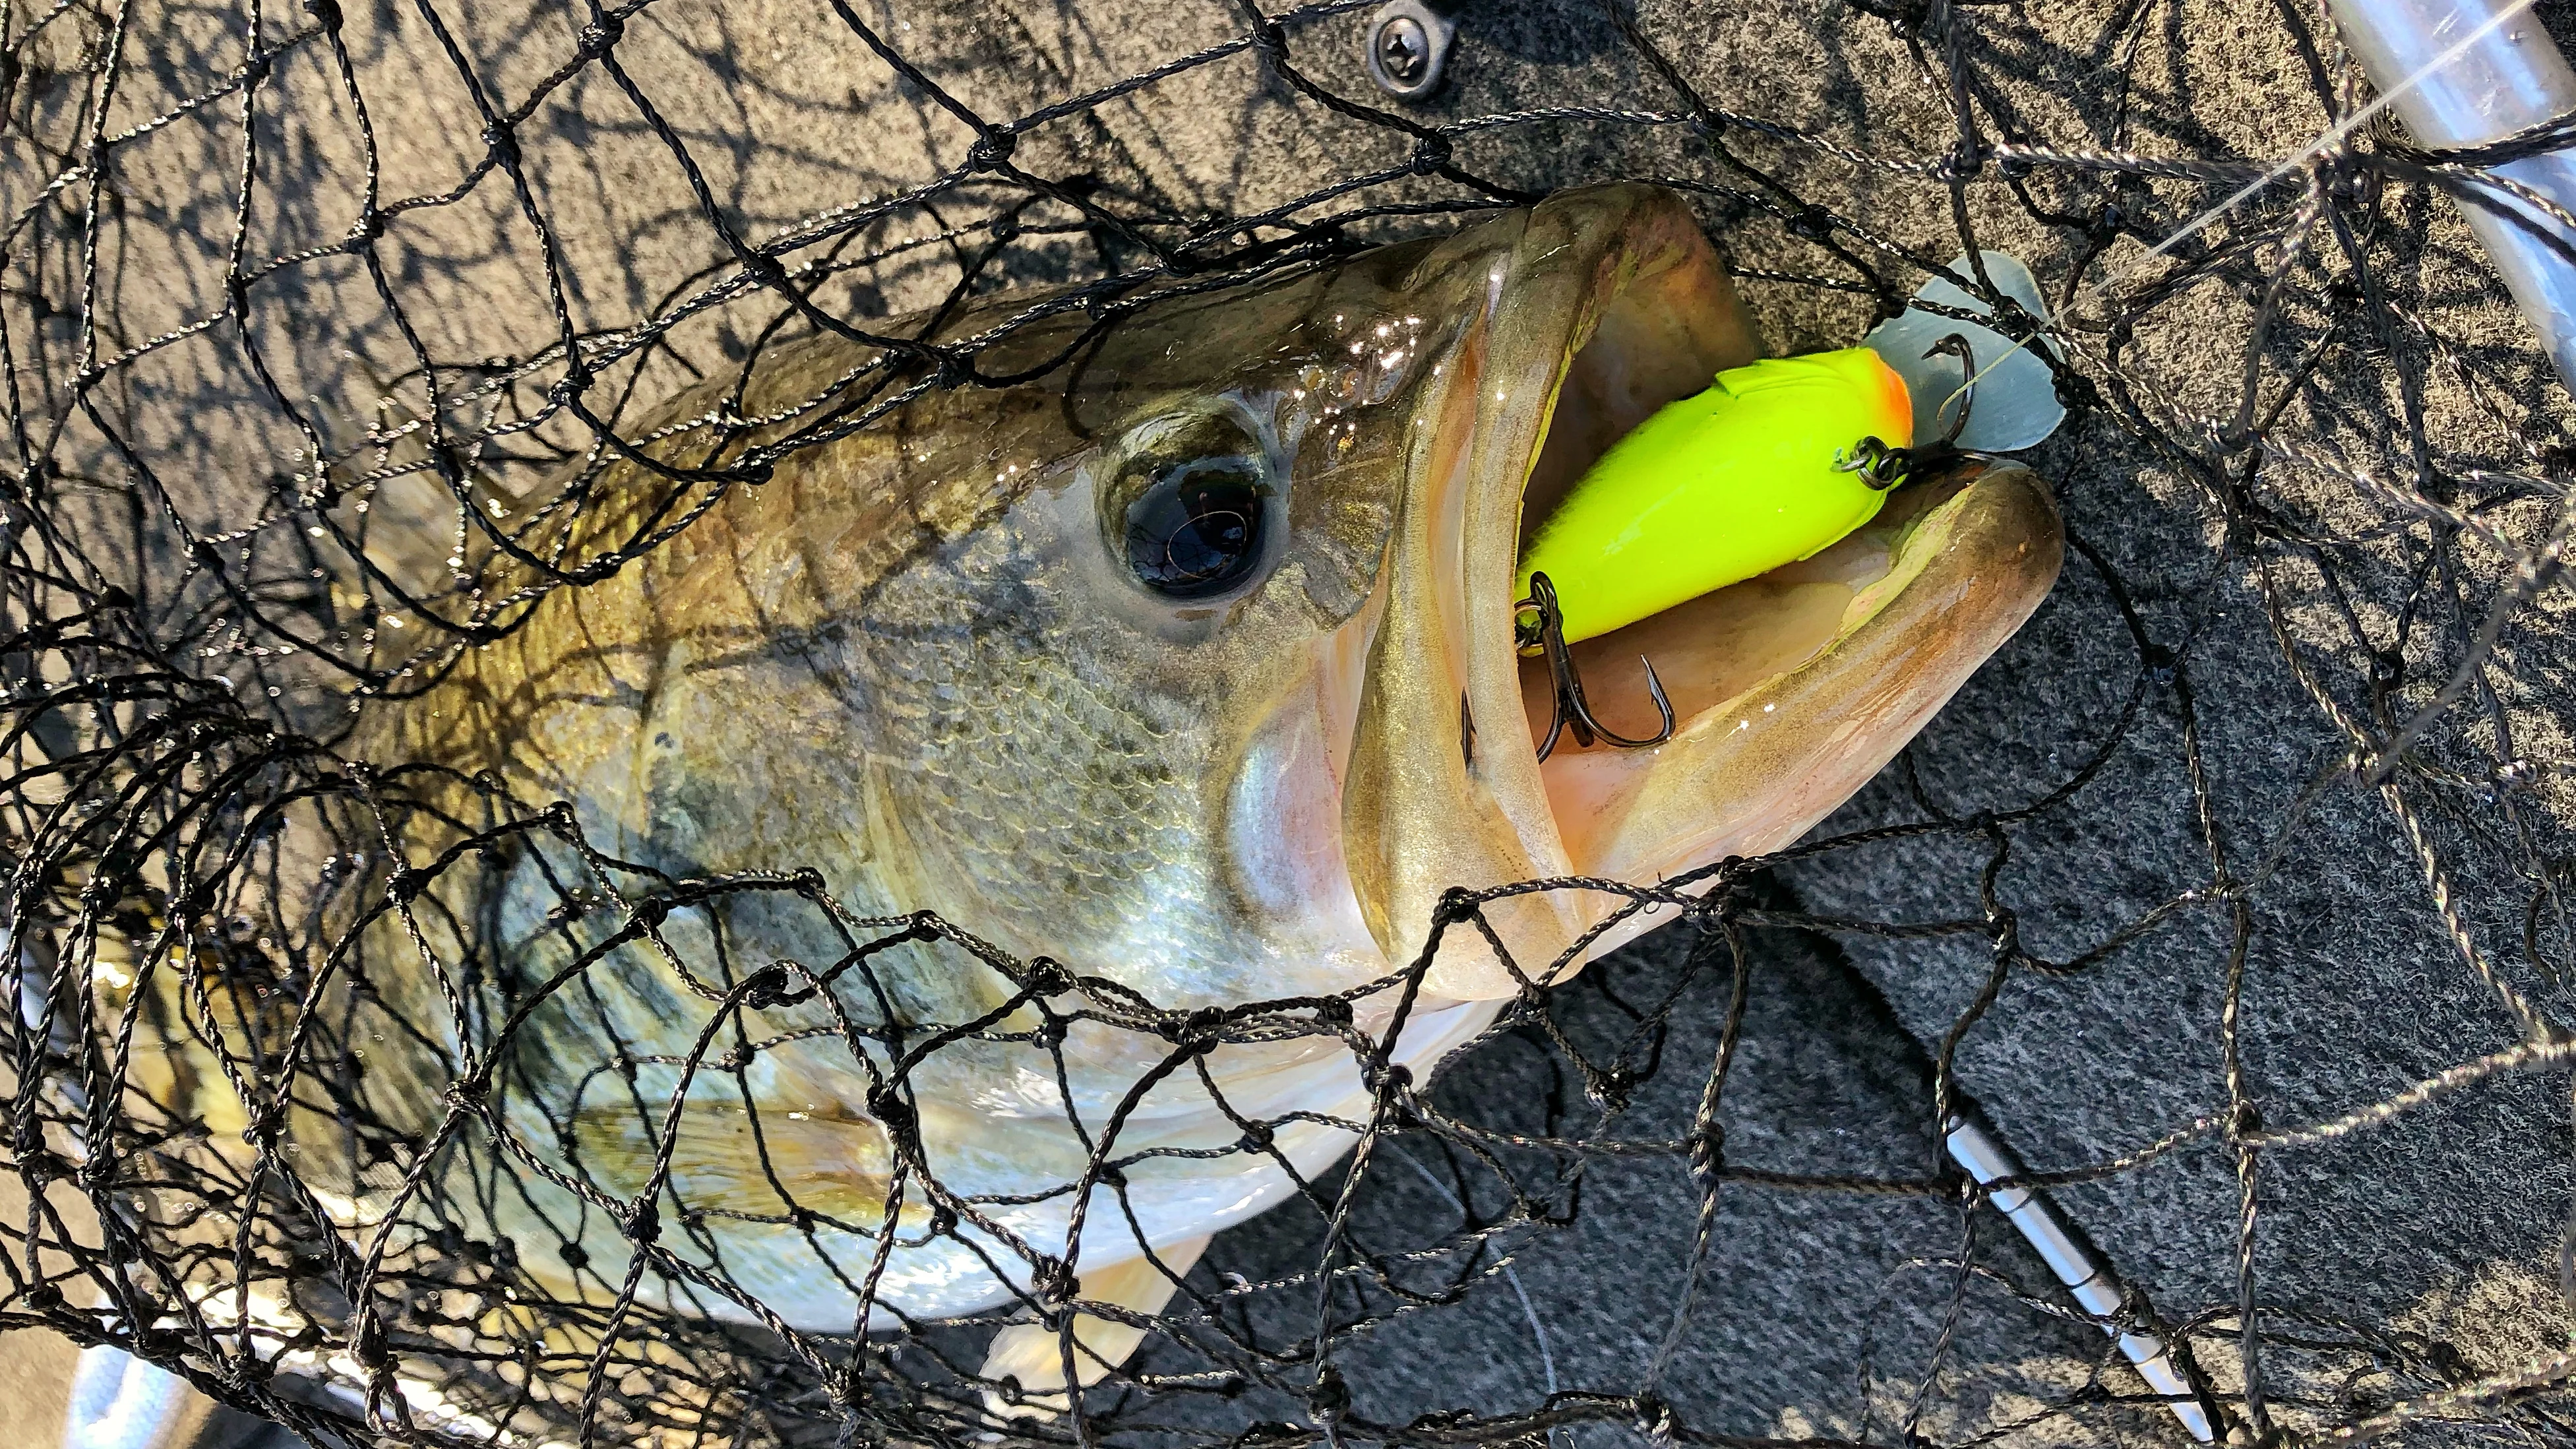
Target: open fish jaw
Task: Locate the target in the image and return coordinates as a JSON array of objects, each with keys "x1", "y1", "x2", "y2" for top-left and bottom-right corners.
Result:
[{"x1": 1359, "y1": 188, "x2": 2066, "y2": 998}]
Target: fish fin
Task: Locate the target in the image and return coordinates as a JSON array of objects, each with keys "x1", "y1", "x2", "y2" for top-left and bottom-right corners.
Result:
[
  {"x1": 61, "y1": 1343, "x2": 265, "y2": 1449},
  {"x1": 568, "y1": 1078, "x2": 896, "y2": 1227},
  {"x1": 979, "y1": 1235, "x2": 1210, "y2": 1422}
]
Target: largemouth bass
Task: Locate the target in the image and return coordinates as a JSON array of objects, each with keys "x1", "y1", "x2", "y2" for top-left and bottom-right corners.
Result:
[{"x1": 65, "y1": 183, "x2": 2060, "y2": 1408}]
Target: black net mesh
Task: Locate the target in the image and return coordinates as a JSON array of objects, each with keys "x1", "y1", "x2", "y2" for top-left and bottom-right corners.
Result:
[{"x1": 9, "y1": 0, "x2": 2576, "y2": 1445}]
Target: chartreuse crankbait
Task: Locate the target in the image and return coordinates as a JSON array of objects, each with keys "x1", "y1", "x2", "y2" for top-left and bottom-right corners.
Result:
[{"x1": 1516, "y1": 346, "x2": 1915, "y2": 648}]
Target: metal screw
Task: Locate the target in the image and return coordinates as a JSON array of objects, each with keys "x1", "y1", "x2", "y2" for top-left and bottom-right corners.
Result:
[
  {"x1": 1361, "y1": 0, "x2": 1453, "y2": 102},
  {"x1": 1374, "y1": 15, "x2": 1428, "y2": 84}
]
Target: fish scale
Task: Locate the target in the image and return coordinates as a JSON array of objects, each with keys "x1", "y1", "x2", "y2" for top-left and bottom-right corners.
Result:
[{"x1": 659, "y1": 464, "x2": 1329, "y2": 1036}]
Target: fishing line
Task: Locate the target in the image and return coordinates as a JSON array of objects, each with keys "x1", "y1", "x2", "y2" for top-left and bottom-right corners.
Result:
[
  {"x1": 1391, "y1": 1148, "x2": 1571, "y2": 1449},
  {"x1": 1922, "y1": 0, "x2": 2543, "y2": 435}
]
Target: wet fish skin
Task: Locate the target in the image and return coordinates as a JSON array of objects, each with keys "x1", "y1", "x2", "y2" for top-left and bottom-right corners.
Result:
[{"x1": 334, "y1": 194, "x2": 1676, "y2": 1328}]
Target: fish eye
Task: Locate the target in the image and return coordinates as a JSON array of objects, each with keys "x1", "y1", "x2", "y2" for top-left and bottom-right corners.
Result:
[{"x1": 1107, "y1": 411, "x2": 1277, "y2": 599}]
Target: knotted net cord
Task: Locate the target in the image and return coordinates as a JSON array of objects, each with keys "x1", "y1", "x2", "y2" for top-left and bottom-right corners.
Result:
[{"x1": 5, "y1": 0, "x2": 2576, "y2": 1444}]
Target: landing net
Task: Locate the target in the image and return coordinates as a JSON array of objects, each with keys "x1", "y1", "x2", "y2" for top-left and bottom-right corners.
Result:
[{"x1": 5, "y1": 1, "x2": 2573, "y2": 1446}]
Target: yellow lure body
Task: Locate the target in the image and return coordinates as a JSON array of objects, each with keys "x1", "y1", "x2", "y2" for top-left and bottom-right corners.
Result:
[{"x1": 1516, "y1": 346, "x2": 1915, "y2": 645}]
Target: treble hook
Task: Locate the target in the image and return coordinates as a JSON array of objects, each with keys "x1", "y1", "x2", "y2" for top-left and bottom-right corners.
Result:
[{"x1": 1514, "y1": 570, "x2": 1675, "y2": 763}]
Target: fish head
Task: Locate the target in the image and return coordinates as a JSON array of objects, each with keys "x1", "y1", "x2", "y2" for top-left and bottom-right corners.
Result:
[
  {"x1": 1013, "y1": 183, "x2": 2066, "y2": 1004},
  {"x1": 417, "y1": 184, "x2": 2058, "y2": 1043}
]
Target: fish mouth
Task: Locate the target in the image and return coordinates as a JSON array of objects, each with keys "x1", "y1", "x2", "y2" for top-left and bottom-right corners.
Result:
[{"x1": 1352, "y1": 185, "x2": 2063, "y2": 999}]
